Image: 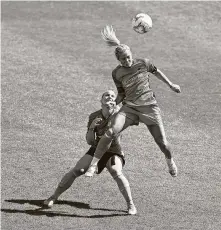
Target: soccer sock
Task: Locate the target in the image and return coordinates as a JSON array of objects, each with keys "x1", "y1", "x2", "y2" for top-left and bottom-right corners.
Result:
[
  {"x1": 52, "y1": 170, "x2": 78, "y2": 199},
  {"x1": 114, "y1": 174, "x2": 134, "y2": 205},
  {"x1": 166, "y1": 157, "x2": 175, "y2": 164}
]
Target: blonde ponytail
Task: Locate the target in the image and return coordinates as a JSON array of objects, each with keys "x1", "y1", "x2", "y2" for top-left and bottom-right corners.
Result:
[
  {"x1": 101, "y1": 25, "x2": 121, "y2": 47},
  {"x1": 101, "y1": 25, "x2": 130, "y2": 59}
]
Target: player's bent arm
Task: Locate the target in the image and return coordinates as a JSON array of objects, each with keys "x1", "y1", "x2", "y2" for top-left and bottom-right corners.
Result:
[
  {"x1": 86, "y1": 128, "x2": 96, "y2": 145},
  {"x1": 86, "y1": 115, "x2": 102, "y2": 145},
  {"x1": 153, "y1": 68, "x2": 173, "y2": 87},
  {"x1": 154, "y1": 68, "x2": 181, "y2": 93}
]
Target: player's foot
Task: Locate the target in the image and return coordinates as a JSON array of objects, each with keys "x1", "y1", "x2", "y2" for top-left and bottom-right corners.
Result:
[
  {"x1": 166, "y1": 158, "x2": 178, "y2": 177},
  {"x1": 85, "y1": 164, "x2": 97, "y2": 177},
  {"x1": 43, "y1": 196, "x2": 56, "y2": 208},
  {"x1": 127, "y1": 203, "x2": 137, "y2": 215}
]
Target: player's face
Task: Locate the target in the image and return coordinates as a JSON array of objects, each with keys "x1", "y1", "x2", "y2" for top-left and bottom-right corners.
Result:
[
  {"x1": 118, "y1": 50, "x2": 133, "y2": 67},
  {"x1": 101, "y1": 90, "x2": 116, "y2": 103},
  {"x1": 101, "y1": 90, "x2": 116, "y2": 109}
]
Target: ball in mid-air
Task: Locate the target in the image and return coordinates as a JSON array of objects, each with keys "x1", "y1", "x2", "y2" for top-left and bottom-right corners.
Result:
[{"x1": 132, "y1": 13, "x2": 153, "y2": 34}]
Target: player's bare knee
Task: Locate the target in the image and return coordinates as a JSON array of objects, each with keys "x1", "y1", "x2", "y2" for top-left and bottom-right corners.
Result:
[
  {"x1": 113, "y1": 173, "x2": 130, "y2": 188},
  {"x1": 104, "y1": 128, "x2": 118, "y2": 139}
]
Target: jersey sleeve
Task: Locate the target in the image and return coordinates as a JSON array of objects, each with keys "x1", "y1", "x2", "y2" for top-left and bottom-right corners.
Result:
[
  {"x1": 144, "y1": 58, "x2": 157, "y2": 74},
  {"x1": 112, "y1": 68, "x2": 125, "y2": 94}
]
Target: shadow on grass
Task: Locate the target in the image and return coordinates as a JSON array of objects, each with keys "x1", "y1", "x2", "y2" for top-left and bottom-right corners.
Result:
[{"x1": 1, "y1": 199, "x2": 128, "y2": 218}]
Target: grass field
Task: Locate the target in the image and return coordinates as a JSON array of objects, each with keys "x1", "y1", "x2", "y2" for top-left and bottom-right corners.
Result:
[{"x1": 1, "y1": 1, "x2": 221, "y2": 230}]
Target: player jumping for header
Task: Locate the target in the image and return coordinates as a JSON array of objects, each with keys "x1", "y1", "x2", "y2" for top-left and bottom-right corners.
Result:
[{"x1": 85, "y1": 25, "x2": 181, "y2": 177}]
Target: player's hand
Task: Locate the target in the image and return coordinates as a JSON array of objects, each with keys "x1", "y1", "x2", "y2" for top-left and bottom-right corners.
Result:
[
  {"x1": 170, "y1": 83, "x2": 181, "y2": 93},
  {"x1": 105, "y1": 101, "x2": 116, "y2": 109},
  {"x1": 90, "y1": 118, "x2": 102, "y2": 129}
]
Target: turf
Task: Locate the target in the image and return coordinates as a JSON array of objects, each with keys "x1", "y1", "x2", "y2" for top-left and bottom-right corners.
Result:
[{"x1": 1, "y1": 1, "x2": 221, "y2": 230}]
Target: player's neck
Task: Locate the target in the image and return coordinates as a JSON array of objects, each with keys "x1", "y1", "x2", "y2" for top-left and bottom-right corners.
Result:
[{"x1": 101, "y1": 107, "x2": 114, "y2": 118}]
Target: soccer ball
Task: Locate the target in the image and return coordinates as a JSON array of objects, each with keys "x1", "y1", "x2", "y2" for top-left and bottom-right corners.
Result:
[{"x1": 132, "y1": 13, "x2": 153, "y2": 34}]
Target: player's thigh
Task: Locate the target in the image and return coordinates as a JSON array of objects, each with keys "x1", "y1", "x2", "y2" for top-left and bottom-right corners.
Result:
[
  {"x1": 112, "y1": 113, "x2": 135, "y2": 133},
  {"x1": 106, "y1": 156, "x2": 123, "y2": 176}
]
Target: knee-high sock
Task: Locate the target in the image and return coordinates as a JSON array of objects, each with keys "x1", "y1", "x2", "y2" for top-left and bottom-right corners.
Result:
[
  {"x1": 113, "y1": 174, "x2": 134, "y2": 205},
  {"x1": 52, "y1": 170, "x2": 78, "y2": 199},
  {"x1": 158, "y1": 141, "x2": 172, "y2": 159}
]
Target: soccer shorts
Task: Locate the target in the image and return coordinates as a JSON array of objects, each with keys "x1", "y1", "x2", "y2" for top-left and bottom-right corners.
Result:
[
  {"x1": 119, "y1": 103, "x2": 163, "y2": 126},
  {"x1": 85, "y1": 147, "x2": 125, "y2": 174}
]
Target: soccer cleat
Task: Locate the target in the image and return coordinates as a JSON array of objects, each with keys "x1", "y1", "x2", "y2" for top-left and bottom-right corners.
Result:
[
  {"x1": 85, "y1": 164, "x2": 97, "y2": 177},
  {"x1": 43, "y1": 196, "x2": 56, "y2": 208},
  {"x1": 127, "y1": 203, "x2": 137, "y2": 215},
  {"x1": 166, "y1": 158, "x2": 178, "y2": 177}
]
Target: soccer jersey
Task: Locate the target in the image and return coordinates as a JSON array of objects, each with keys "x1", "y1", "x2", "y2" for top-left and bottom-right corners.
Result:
[
  {"x1": 87, "y1": 107, "x2": 122, "y2": 154},
  {"x1": 112, "y1": 58, "x2": 157, "y2": 106}
]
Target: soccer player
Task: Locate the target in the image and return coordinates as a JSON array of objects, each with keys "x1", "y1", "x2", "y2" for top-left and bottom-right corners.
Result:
[
  {"x1": 43, "y1": 90, "x2": 137, "y2": 215},
  {"x1": 85, "y1": 25, "x2": 181, "y2": 177}
]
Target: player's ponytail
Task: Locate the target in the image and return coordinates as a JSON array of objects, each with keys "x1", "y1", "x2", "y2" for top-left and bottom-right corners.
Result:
[
  {"x1": 101, "y1": 25, "x2": 131, "y2": 60},
  {"x1": 101, "y1": 25, "x2": 121, "y2": 47}
]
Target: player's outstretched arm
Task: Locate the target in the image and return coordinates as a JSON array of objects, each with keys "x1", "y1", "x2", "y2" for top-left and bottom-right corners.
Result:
[{"x1": 154, "y1": 69, "x2": 181, "y2": 93}]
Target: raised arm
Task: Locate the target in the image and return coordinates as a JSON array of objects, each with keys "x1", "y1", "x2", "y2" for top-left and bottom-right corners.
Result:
[
  {"x1": 154, "y1": 68, "x2": 181, "y2": 93},
  {"x1": 144, "y1": 58, "x2": 181, "y2": 93}
]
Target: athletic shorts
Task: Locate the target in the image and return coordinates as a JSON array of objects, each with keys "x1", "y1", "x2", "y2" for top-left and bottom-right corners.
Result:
[
  {"x1": 85, "y1": 147, "x2": 125, "y2": 174},
  {"x1": 119, "y1": 103, "x2": 163, "y2": 126}
]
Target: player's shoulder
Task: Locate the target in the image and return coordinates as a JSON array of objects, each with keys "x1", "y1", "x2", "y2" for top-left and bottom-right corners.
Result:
[
  {"x1": 136, "y1": 58, "x2": 157, "y2": 73},
  {"x1": 135, "y1": 58, "x2": 151, "y2": 65},
  {"x1": 112, "y1": 65, "x2": 122, "y2": 78},
  {"x1": 88, "y1": 109, "x2": 102, "y2": 120}
]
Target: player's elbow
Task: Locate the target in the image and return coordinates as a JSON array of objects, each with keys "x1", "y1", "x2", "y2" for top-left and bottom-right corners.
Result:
[
  {"x1": 86, "y1": 137, "x2": 94, "y2": 145},
  {"x1": 86, "y1": 134, "x2": 95, "y2": 145},
  {"x1": 86, "y1": 139, "x2": 93, "y2": 145}
]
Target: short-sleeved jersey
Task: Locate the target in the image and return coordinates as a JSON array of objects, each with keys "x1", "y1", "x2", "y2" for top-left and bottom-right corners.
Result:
[
  {"x1": 87, "y1": 107, "x2": 122, "y2": 154},
  {"x1": 112, "y1": 58, "x2": 157, "y2": 106}
]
